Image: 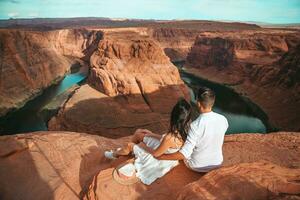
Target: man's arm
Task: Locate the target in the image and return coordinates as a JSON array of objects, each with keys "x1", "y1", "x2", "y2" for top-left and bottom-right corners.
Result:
[
  {"x1": 156, "y1": 151, "x2": 185, "y2": 160},
  {"x1": 157, "y1": 123, "x2": 202, "y2": 161},
  {"x1": 178, "y1": 123, "x2": 201, "y2": 159}
]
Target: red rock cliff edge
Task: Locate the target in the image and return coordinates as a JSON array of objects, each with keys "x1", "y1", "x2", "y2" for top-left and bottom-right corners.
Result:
[{"x1": 0, "y1": 131, "x2": 299, "y2": 200}]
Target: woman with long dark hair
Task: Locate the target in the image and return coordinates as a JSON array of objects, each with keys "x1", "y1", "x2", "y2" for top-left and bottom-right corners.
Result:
[{"x1": 104, "y1": 98, "x2": 192, "y2": 185}]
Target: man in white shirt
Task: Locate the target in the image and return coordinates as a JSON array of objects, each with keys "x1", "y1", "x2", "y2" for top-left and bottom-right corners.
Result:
[{"x1": 158, "y1": 87, "x2": 229, "y2": 172}]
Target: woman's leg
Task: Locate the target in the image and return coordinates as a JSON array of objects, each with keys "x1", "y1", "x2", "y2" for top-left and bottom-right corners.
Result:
[
  {"x1": 112, "y1": 129, "x2": 148, "y2": 158},
  {"x1": 105, "y1": 128, "x2": 158, "y2": 159},
  {"x1": 131, "y1": 129, "x2": 149, "y2": 144},
  {"x1": 131, "y1": 128, "x2": 162, "y2": 141},
  {"x1": 113, "y1": 142, "x2": 135, "y2": 157}
]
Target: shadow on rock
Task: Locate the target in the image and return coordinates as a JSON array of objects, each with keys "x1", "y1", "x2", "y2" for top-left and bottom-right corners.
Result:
[
  {"x1": 48, "y1": 84, "x2": 189, "y2": 138},
  {"x1": 0, "y1": 136, "x2": 54, "y2": 200},
  {"x1": 83, "y1": 159, "x2": 204, "y2": 200}
]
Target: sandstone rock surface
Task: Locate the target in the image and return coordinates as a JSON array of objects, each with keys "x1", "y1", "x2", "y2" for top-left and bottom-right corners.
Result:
[
  {"x1": 0, "y1": 131, "x2": 128, "y2": 199},
  {"x1": 223, "y1": 133, "x2": 300, "y2": 168},
  {"x1": 177, "y1": 162, "x2": 300, "y2": 200},
  {"x1": 0, "y1": 131, "x2": 299, "y2": 200}
]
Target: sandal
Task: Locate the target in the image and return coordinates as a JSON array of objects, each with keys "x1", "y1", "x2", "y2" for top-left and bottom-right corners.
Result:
[{"x1": 104, "y1": 148, "x2": 122, "y2": 160}]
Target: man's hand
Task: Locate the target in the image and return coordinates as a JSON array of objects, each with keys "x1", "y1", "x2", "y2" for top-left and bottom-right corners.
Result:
[{"x1": 157, "y1": 152, "x2": 185, "y2": 161}]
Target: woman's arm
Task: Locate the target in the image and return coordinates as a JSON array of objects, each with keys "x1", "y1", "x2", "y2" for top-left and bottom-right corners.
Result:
[{"x1": 138, "y1": 134, "x2": 173, "y2": 158}]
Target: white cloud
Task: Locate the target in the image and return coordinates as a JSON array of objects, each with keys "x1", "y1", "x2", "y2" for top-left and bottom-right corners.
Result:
[
  {"x1": 7, "y1": 12, "x2": 19, "y2": 17},
  {"x1": 28, "y1": 12, "x2": 39, "y2": 17}
]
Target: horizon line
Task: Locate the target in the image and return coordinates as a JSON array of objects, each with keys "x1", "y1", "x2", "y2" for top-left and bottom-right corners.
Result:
[{"x1": 1, "y1": 16, "x2": 299, "y2": 25}]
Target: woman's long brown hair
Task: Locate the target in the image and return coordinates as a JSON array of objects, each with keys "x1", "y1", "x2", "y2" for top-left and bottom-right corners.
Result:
[{"x1": 169, "y1": 98, "x2": 192, "y2": 142}]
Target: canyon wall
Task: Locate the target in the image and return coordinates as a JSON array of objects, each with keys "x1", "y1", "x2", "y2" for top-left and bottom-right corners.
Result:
[
  {"x1": 0, "y1": 20, "x2": 264, "y2": 122},
  {"x1": 145, "y1": 20, "x2": 260, "y2": 62},
  {"x1": 48, "y1": 29, "x2": 189, "y2": 137},
  {"x1": 149, "y1": 28, "x2": 200, "y2": 62},
  {"x1": 185, "y1": 30, "x2": 300, "y2": 131},
  {"x1": 0, "y1": 29, "x2": 102, "y2": 117},
  {"x1": 0, "y1": 131, "x2": 299, "y2": 199}
]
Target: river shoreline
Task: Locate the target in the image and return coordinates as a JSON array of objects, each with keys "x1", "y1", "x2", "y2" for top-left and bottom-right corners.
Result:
[{"x1": 0, "y1": 64, "x2": 89, "y2": 135}]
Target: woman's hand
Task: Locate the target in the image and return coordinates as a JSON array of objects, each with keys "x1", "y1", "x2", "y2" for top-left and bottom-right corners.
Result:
[
  {"x1": 127, "y1": 142, "x2": 135, "y2": 150},
  {"x1": 136, "y1": 129, "x2": 157, "y2": 138}
]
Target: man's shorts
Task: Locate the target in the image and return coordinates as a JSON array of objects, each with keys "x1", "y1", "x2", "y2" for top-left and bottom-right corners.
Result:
[{"x1": 183, "y1": 159, "x2": 221, "y2": 172}]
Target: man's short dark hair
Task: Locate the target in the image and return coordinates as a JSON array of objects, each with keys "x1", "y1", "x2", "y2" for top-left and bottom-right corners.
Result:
[{"x1": 197, "y1": 87, "x2": 215, "y2": 108}]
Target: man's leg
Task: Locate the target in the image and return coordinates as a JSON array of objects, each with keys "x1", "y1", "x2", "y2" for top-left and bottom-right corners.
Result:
[
  {"x1": 183, "y1": 159, "x2": 220, "y2": 173},
  {"x1": 183, "y1": 159, "x2": 195, "y2": 171}
]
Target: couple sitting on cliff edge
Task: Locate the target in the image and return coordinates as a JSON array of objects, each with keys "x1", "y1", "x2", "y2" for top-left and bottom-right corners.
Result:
[{"x1": 104, "y1": 86, "x2": 229, "y2": 185}]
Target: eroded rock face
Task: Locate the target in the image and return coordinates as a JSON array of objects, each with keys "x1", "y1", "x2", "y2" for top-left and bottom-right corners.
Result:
[
  {"x1": 185, "y1": 30, "x2": 300, "y2": 131},
  {"x1": 255, "y1": 43, "x2": 300, "y2": 88},
  {"x1": 177, "y1": 162, "x2": 300, "y2": 200},
  {"x1": 186, "y1": 31, "x2": 292, "y2": 69},
  {"x1": 0, "y1": 29, "x2": 102, "y2": 117},
  {"x1": 88, "y1": 30, "x2": 189, "y2": 114},
  {"x1": 187, "y1": 37, "x2": 235, "y2": 69},
  {"x1": 150, "y1": 28, "x2": 200, "y2": 62},
  {"x1": 0, "y1": 131, "x2": 299, "y2": 200}
]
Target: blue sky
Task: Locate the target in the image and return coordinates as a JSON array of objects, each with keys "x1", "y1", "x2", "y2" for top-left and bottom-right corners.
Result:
[{"x1": 0, "y1": 0, "x2": 299, "y2": 24}]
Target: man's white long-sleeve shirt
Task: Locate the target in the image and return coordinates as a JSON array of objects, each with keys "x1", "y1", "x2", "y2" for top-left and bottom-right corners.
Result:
[{"x1": 179, "y1": 111, "x2": 228, "y2": 172}]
